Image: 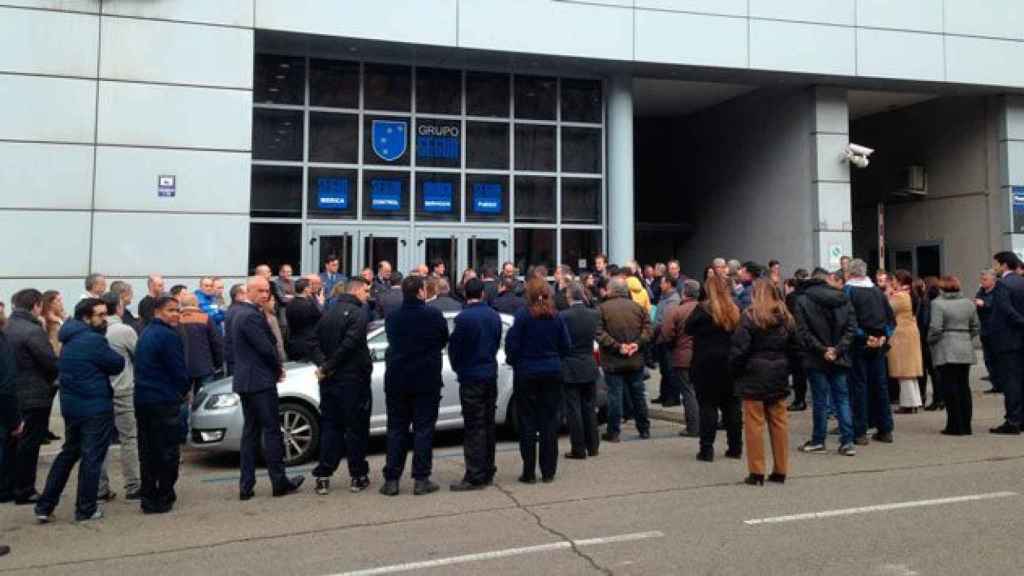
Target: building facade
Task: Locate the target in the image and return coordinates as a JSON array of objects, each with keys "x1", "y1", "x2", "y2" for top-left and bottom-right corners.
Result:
[{"x1": 3, "y1": 0, "x2": 1024, "y2": 299}]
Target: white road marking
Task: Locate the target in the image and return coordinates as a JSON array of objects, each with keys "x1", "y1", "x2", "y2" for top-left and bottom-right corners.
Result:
[
  {"x1": 331, "y1": 531, "x2": 664, "y2": 576},
  {"x1": 744, "y1": 491, "x2": 1018, "y2": 526}
]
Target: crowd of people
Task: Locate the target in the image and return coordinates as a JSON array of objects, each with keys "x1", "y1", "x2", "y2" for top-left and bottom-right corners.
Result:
[{"x1": 2, "y1": 247, "x2": 1020, "y2": 545}]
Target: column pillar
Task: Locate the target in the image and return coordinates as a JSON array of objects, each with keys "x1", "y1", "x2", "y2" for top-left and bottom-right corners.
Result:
[
  {"x1": 607, "y1": 74, "x2": 634, "y2": 264},
  {"x1": 810, "y1": 86, "x2": 853, "y2": 269}
]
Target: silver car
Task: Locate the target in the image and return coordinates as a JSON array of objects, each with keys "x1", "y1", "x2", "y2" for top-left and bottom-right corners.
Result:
[{"x1": 190, "y1": 311, "x2": 519, "y2": 466}]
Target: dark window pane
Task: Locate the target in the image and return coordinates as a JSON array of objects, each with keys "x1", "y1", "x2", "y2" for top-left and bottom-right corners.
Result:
[
  {"x1": 364, "y1": 115, "x2": 410, "y2": 166},
  {"x1": 561, "y1": 178, "x2": 602, "y2": 224},
  {"x1": 251, "y1": 165, "x2": 302, "y2": 219},
  {"x1": 253, "y1": 109, "x2": 303, "y2": 161},
  {"x1": 309, "y1": 112, "x2": 358, "y2": 164},
  {"x1": 467, "y1": 174, "x2": 509, "y2": 223},
  {"x1": 416, "y1": 172, "x2": 461, "y2": 222},
  {"x1": 466, "y1": 121, "x2": 509, "y2": 170},
  {"x1": 562, "y1": 229, "x2": 603, "y2": 274},
  {"x1": 364, "y1": 63, "x2": 411, "y2": 111},
  {"x1": 415, "y1": 118, "x2": 461, "y2": 168},
  {"x1": 561, "y1": 127, "x2": 601, "y2": 174},
  {"x1": 309, "y1": 58, "x2": 359, "y2": 109},
  {"x1": 254, "y1": 54, "x2": 304, "y2": 105},
  {"x1": 514, "y1": 176, "x2": 555, "y2": 223},
  {"x1": 466, "y1": 72, "x2": 509, "y2": 117},
  {"x1": 514, "y1": 75, "x2": 556, "y2": 120},
  {"x1": 561, "y1": 78, "x2": 602, "y2": 123},
  {"x1": 362, "y1": 171, "x2": 410, "y2": 221},
  {"x1": 417, "y1": 67, "x2": 461, "y2": 115},
  {"x1": 514, "y1": 228, "x2": 555, "y2": 274},
  {"x1": 514, "y1": 124, "x2": 555, "y2": 172},
  {"x1": 249, "y1": 223, "x2": 301, "y2": 276},
  {"x1": 307, "y1": 168, "x2": 357, "y2": 219}
]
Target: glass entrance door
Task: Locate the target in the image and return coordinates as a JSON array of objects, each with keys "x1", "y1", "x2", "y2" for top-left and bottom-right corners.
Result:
[
  {"x1": 420, "y1": 234, "x2": 459, "y2": 288},
  {"x1": 415, "y1": 229, "x2": 509, "y2": 283},
  {"x1": 308, "y1": 226, "x2": 409, "y2": 279}
]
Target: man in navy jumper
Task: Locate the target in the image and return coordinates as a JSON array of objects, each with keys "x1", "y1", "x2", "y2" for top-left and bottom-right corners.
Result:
[
  {"x1": 133, "y1": 297, "x2": 190, "y2": 514},
  {"x1": 380, "y1": 275, "x2": 449, "y2": 497},
  {"x1": 448, "y1": 278, "x2": 503, "y2": 492},
  {"x1": 35, "y1": 298, "x2": 124, "y2": 523}
]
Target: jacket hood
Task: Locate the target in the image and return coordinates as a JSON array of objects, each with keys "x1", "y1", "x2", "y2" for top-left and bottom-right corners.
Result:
[
  {"x1": 58, "y1": 318, "x2": 93, "y2": 343},
  {"x1": 940, "y1": 291, "x2": 963, "y2": 300},
  {"x1": 626, "y1": 276, "x2": 644, "y2": 293},
  {"x1": 803, "y1": 280, "x2": 847, "y2": 309}
]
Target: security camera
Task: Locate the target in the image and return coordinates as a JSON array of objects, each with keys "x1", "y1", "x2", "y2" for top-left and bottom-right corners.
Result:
[{"x1": 843, "y1": 143, "x2": 874, "y2": 168}]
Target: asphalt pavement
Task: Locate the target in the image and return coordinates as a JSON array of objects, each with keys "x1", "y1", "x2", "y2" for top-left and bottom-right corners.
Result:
[{"x1": 3, "y1": 365, "x2": 1024, "y2": 576}]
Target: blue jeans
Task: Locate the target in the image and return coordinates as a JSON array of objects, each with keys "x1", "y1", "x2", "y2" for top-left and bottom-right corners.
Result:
[
  {"x1": 605, "y1": 370, "x2": 650, "y2": 435},
  {"x1": 849, "y1": 343, "x2": 893, "y2": 437},
  {"x1": 36, "y1": 412, "x2": 113, "y2": 520},
  {"x1": 808, "y1": 368, "x2": 853, "y2": 446}
]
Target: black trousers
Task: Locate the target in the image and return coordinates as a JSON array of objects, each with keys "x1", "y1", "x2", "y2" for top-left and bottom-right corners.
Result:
[
  {"x1": 0, "y1": 417, "x2": 15, "y2": 501},
  {"x1": 657, "y1": 346, "x2": 679, "y2": 404},
  {"x1": 383, "y1": 386, "x2": 440, "y2": 481},
  {"x1": 791, "y1": 364, "x2": 807, "y2": 405},
  {"x1": 14, "y1": 407, "x2": 48, "y2": 499},
  {"x1": 994, "y1": 351, "x2": 1024, "y2": 427},
  {"x1": 459, "y1": 379, "x2": 498, "y2": 485},
  {"x1": 939, "y1": 364, "x2": 972, "y2": 435},
  {"x1": 695, "y1": 378, "x2": 741, "y2": 455},
  {"x1": 515, "y1": 373, "x2": 563, "y2": 480},
  {"x1": 564, "y1": 380, "x2": 599, "y2": 457},
  {"x1": 920, "y1": 344, "x2": 942, "y2": 405},
  {"x1": 313, "y1": 382, "x2": 371, "y2": 480},
  {"x1": 136, "y1": 403, "x2": 181, "y2": 511},
  {"x1": 239, "y1": 389, "x2": 288, "y2": 493}
]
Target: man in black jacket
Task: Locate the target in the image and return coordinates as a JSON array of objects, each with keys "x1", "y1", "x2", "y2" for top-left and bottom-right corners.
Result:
[
  {"x1": 222, "y1": 283, "x2": 247, "y2": 376},
  {"x1": 380, "y1": 275, "x2": 449, "y2": 496},
  {"x1": 793, "y1": 269, "x2": 858, "y2": 456},
  {"x1": 491, "y1": 277, "x2": 526, "y2": 315},
  {"x1": 559, "y1": 281, "x2": 602, "y2": 459},
  {"x1": 376, "y1": 272, "x2": 405, "y2": 320},
  {"x1": 1, "y1": 325, "x2": 25, "y2": 505},
  {"x1": 313, "y1": 279, "x2": 373, "y2": 496},
  {"x1": 844, "y1": 259, "x2": 896, "y2": 445},
  {"x1": 4, "y1": 289, "x2": 59, "y2": 504},
  {"x1": 448, "y1": 279, "x2": 502, "y2": 491},
  {"x1": 231, "y1": 277, "x2": 303, "y2": 500},
  {"x1": 989, "y1": 251, "x2": 1024, "y2": 434},
  {"x1": 285, "y1": 278, "x2": 323, "y2": 364}
]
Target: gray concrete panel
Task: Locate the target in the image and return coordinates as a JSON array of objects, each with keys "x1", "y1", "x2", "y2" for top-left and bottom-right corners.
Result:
[
  {"x1": 0, "y1": 210, "x2": 92, "y2": 277},
  {"x1": 856, "y1": 28, "x2": 945, "y2": 82},
  {"x1": 635, "y1": 9, "x2": 748, "y2": 68},
  {"x1": 0, "y1": 7, "x2": 98, "y2": 77},
  {"x1": 855, "y1": 0, "x2": 943, "y2": 33},
  {"x1": 0, "y1": 142, "x2": 94, "y2": 210},
  {"x1": 101, "y1": 0, "x2": 253, "y2": 27},
  {"x1": 750, "y1": 20, "x2": 856, "y2": 76},
  {"x1": 0, "y1": 75, "x2": 96, "y2": 143}
]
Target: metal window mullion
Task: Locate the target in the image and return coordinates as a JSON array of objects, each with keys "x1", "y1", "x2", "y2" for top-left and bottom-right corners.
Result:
[
  {"x1": 509, "y1": 73, "x2": 516, "y2": 232},
  {"x1": 357, "y1": 60, "x2": 365, "y2": 226},
  {"x1": 555, "y1": 76, "x2": 562, "y2": 266},
  {"x1": 601, "y1": 77, "x2": 607, "y2": 254},
  {"x1": 301, "y1": 54, "x2": 311, "y2": 274},
  {"x1": 460, "y1": 69, "x2": 467, "y2": 225},
  {"x1": 411, "y1": 64, "x2": 418, "y2": 228}
]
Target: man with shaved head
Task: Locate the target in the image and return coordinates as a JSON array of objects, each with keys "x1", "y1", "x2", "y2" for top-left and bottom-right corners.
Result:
[
  {"x1": 138, "y1": 274, "x2": 165, "y2": 329},
  {"x1": 231, "y1": 276, "x2": 303, "y2": 500}
]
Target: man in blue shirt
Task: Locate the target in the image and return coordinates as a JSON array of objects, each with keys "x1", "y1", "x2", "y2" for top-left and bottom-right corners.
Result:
[
  {"x1": 320, "y1": 254, "x2": 346, "y2": 301},
  {"x1": 134, "y1": 296, "x2": 189, "y2": 514},
  {"x1": 447, "y1": 278, "x2": 502, "y2": 492}
]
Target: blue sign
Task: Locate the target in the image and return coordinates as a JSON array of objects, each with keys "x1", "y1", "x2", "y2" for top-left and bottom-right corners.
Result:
[
  {"x1": 417, "y1": 134, "x2": 460, "y2": 162},
  {"x1": 1014, "y1": 186, "x2": 1024, "y2": 233},
  {"x1": 472, "y1": 182, "x2": 502, "y2": 214},
  {"x1": 316, "y1": 177, "x2": 349, "y2": 210},
  {"x1": 371, "y1": 120, "x2": 407, "y2": 162},
  {"x1": 158, "y1": 175, "x2": 175, "y2": 198},
  {"x1": 370, "y1": 179, "x2": 402, "y2": 211},
  {"x1": 423, "y1": 181, "x2": 453, "y2": 213}
]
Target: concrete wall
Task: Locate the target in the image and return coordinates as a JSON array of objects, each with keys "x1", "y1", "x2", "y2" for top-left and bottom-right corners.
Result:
[
  {"x1": 254, "y1": 0, "x2": 1024, "y2": 89},
  {"x1": 850, "y1": 96, "x2": 1002, "y2": 284},
  {"x1": 0, "y1": 2, "x2": 254, "y2": 307}
]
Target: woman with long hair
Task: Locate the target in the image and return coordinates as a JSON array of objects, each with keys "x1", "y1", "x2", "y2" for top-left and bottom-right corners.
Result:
[
  {"x1": 685, "y1": 274, "x2": 742, "y2": 462},
  {"x1": 888, "y1": 270, "x2": 924, "y2": 413},
  {"x1": 40, "y1": 290, "x2": 65, "y2": 356},
  {"x1": 730, "y1": 279, "x2": 799, "y2": 485},
  {"x1": 505, "y1": 277, "x2": 571, "y2": 483},
  {"x1": 928, "y1": 276, "x2": 980, "y2": 435}
]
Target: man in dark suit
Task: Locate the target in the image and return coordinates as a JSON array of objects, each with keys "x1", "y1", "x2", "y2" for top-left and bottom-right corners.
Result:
[
  {"x1": 491, "y1": 277, "x2": 526, "y2": 316},
  {"x1": 319, "y1": 255, "x2": 346, "y2": 301},
  {"x1": 380, "y1": 276, "x2": 449, "y2": 496},
  {"x1": 989, "y1": 251, "x2": 1024, "y2": 434},
  {"x1": 231, "y1": 277, "x2": 303, "y2": 499},
  {"x1": 559, "y1": 281, "x2": 602, "y2": 459},
  {"x1": 284, "y1": 278, "x2": 323, "y2": 364},
  {"x1": 376, "y1": 272, "x2": 405, "y2": 320}
]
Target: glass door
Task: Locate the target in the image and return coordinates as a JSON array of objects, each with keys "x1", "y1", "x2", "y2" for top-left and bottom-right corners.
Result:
[
  {"x1": 307, "y1": 227, "x2": 355, "y2": 278},
  {"x1": 415, "y1": 231, "x2": 459, "y2": 288},
  {"x1": 415, "y1": 229, "x2": 509, "y2": 281},
  {"x1": 308, "y1": 226, "x2": 409, "y2": 279},
  {"x1": 359, "y1": 227, "x2": 410, "y2": 278}
]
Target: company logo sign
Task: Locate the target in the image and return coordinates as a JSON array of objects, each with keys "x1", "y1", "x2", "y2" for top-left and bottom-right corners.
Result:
[
  {"x1": 416, "y1": 120, "x2": 460, "y2": 166},
  {"x1": 316, "y1": 177, "x2": 349, "y2": 210},
  {"x1": 472, "y1": 182, "x2": 502, "y2": 214},
  {"x1": 372, "y1": 120, "x2": 408, "y2": 162},
  {"x1": 370, "y1": 179, "x2": 402, "y2": 211},
  {"x1": 422, "y1": 181, "x2": 453, "y2": 213}
]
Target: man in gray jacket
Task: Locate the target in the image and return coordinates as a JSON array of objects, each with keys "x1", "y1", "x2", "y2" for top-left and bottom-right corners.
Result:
[
  {"x1": 98, "y1": 292, "x2": 140, "y2": 500},
  {"x1": 652, "y1": 276, "x2": 681, "y2": 407}
]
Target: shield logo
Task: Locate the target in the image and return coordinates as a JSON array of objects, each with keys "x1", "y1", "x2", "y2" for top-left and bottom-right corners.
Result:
[{"x1": 371, "y1": 120, "x2": 408, "y2": 162}]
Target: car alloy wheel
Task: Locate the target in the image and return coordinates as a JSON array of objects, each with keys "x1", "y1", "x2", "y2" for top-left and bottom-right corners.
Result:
[{"x1": 278, "y1": 402, "x2": 319, "y2": 466}]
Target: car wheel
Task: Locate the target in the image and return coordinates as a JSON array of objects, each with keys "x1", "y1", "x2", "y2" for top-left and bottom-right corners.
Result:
[{"x1": 278, "y1": 402, "x2": 319, "y2": 466}]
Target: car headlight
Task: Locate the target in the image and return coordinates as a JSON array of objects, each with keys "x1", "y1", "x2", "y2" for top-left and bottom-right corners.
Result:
[{"x1": 204, "y1": 393, "x2": 240, "y2": 410}]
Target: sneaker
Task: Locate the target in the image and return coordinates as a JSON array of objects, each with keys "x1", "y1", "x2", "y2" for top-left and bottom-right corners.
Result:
[
  {"x1": 838, "y1": 444, "x2": 856, "y2": 456},
  {"x1": 350, "y1": 476, "x2": 370, "y2": 493},
  {"x1": 315, "y1": 477, "x2": 330, "y2": 496},
  {"x1": 990, "y1": 423, "x2": 1021, "y2": 435},
  {"x1": 76, "y1": 509, "x2": 103, "y2": 522},
  {"x1": 853, "y1": 435, "x2": 870, "y2": 446},
  {"x1": 799, "y1": 441, "x2": 826, "y2": 453},
  {"x1": 35, "y1": 509, "x2": 52, "y2": 524}
]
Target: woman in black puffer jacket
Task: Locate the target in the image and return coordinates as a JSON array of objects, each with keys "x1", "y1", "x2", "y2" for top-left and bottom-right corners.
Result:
[{"x1": 730, "y1": 279, "x2": 800, "y2": 486}]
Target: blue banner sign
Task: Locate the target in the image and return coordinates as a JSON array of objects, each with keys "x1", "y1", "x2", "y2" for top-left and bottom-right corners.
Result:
[
  {"x1": 423, "y1": 181, "x2": 453, "y2": 213},
  {"x1": 316, "y1": 177, "x2": 349, "y2": 210},
  {"x1": 370, "y1": 179, "x2": 402, "y2": 211},
  {"x1": 472, "y1": 182, "x2": 502, "y2": 214},
  {"x1": 1014, "y1": 186, "x2": 1024, "y2": 233}
]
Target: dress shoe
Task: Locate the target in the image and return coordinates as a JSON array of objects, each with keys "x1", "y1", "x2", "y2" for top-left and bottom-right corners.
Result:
[
  {"x1": 853, "y1": 435, "x2": 870, "y2": 446},
  {"x1": 638, "y1": 430, "x2": 651, "y2": 439},
  {"x1": 871, "y1": 431, "x2": 894, "y2": 443},
  {"x1": 272, "y1": 476, "x2": 304, "y2": 497},
  {"x1": 661, "y1": 400, "x2": 681, "y2": 408},
  {"x1": 379, "y1": 480, "x2": 400, "y2": 496},
  {"x1": 678, "y1": 429, "x2": 699, "y2": 438},
  {"x1": 413, "y1": 480, "x2": 439, "y2": 496},
  {"x1": 14, "y1": 492, "x2": 39, "y2": 506},
  {"x1": 990, "y1": 423, "x2": 1021, "y2": 435},
  {"x1": 0, "y1": 544, "x2": 9, "y2": 557},
  {"x1": 449, "y1": 480, "x2": 486, "y2": 492},
  {"x1": 787, "y1": 402, "x2": 807, "y2": 412},
  {"x1": 725, "y1": 448, "x2": 742, "y2": 459},
  {"x1": 601, "y1": 432, "x2": 620, "y2": 443},
  {"x1": 696, "y1": 450, "x2": 713, "y2": 462},
  {"x1": 767, "y1": 473, "x2": 786, "y2": 484},
  {"x1": 517, "y1": 475, "x2": 537, "y2": 485},
  {"x1": 743, "y1": 474, "x2": 765, "y2": 486},
  {"x1": 541, "y1": 476, "x2": 555, "y2": 484},
  {"x1": 564, "y1": 452, "x2": 587, "y2": 460},
  {"x1": 239, "y1": 490, "x2": 254, "y2": 501},
  {"x1": 141, "y1": 503, "x2": 173, "y2": 515},
  {"x1": 651, "y1": 397, "x2": 664, "y2": 405}
]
